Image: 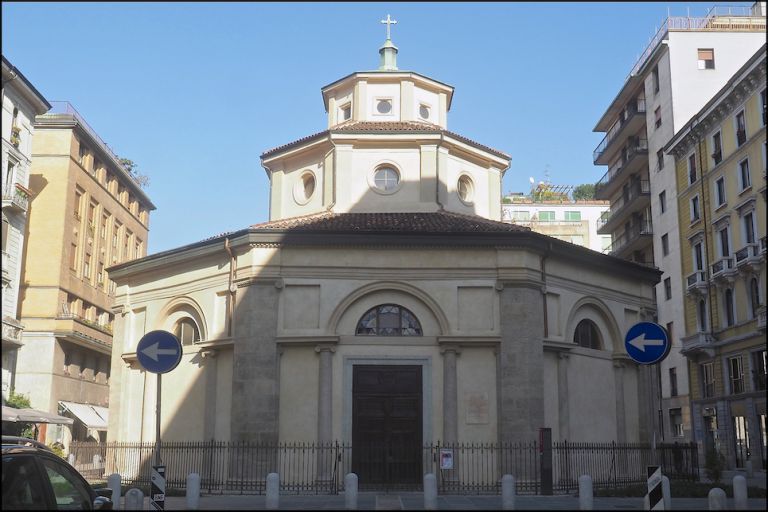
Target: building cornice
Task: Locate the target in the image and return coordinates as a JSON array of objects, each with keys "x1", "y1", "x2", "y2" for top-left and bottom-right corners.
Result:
[
  {"x1": 1, "y1": 55, "x2": 51, "y2": 114},
  {"x1": 33, "y1": 115, "x2": 156, "y2": 210}
]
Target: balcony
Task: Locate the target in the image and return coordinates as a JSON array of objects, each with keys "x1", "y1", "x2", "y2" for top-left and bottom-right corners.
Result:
[
  {"x1": 607, "y1": 220, "x2": 653, "y2": 257},
  {"x1": 594, "y1": 139, "x2": 649, "y2": 200},
  {"x1": 757, "y1": 306, "x2": 766, "y2": 331},
  {"x1": 734, "y1": 242, "x2": 764, "y2": 273},
  {"x1": 1, "y1": 317, "x2": 24, "y2": 350},
  {"x1": 1, "y1": 182, "x2": 31, "y2": 213},
  {"x1": 686, "y1": 270, "x2": 708, "y2": 295},
  {"x1": 597, "y1": 180, "x2": 650, "y2": 234},
  {"x1": 593, "y1": 99, "x2": 646, "y2": 166},
  {"x1": 681, "y1": 331, "x2": 716, "y2": 359},
  {"x1": 710, "y1": 256, "x2": 737, "y2": 284}
]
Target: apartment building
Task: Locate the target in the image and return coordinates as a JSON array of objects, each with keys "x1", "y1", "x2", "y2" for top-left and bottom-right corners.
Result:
[
  {"x1": 1, "y1": 56, "x2": 51, "y2": 402},
  {"x1": 666, "y1": 46, "x2": 766, "y2": 472},
  {"x1": 501, "y1": 197, "x2": 610, "y2": 252},
  {"x1": 14, "y1": 101, "x2": 155, "y2": 446},
  {"x1": 592, "y1": 3, "x2": 765, "y2": 443}
]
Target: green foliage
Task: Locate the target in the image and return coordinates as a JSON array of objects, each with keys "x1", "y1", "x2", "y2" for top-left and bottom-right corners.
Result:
[
  {"x1": 572, "y1": 183, "x2": 596, "y2": 201},
  {"x1": 118, "y1": 157, "x2": 150, "y2": 188},
  {"x1": 704, "y1": 448, "x2": 726, "y2": 483},
  {"x1": 6, "y1": 390, "x2": 31, "y2": 408},
  {"x1": 502, "y1": 197, "x2": 513, "y2": 204},
  {"x1": 4, "y1": 391, "x2": 35, "y2": 438},
  {"x1": 50, "y1": 442, "x2": 66, "y2": 458}
]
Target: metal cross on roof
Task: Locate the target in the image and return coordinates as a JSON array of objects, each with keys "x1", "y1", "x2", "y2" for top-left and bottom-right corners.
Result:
[{"x1": 381, "y1": 14, "x2": 397, "y2": 40}]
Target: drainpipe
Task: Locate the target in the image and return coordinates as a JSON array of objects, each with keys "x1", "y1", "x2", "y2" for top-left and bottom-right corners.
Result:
[
  {"x1": 224, "y1": 238, "x2": 235, "y2": 337},
  {"x1": 692, "y1": 119, "x2": 716, "y2": 336}
]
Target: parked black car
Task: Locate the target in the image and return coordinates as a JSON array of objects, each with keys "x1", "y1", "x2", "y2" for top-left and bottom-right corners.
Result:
[{"x1": 2, "y1": 436, "x2": 113, "y2": 510}]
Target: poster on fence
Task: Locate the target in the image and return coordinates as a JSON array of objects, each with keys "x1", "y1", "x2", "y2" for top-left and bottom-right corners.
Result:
[{"x1": 440, "y1": 449, "x2": 454, "y2": 470}]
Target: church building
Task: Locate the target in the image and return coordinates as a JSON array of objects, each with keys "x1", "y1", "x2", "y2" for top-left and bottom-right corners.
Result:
[{"x1": 106, "y1": 21, "x2": 661, "y2": 484}]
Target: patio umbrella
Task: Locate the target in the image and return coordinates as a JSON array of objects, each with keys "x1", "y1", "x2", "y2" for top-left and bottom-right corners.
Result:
[{"x1": 1, "y1": 405, "x2": 74, "y2": 425}]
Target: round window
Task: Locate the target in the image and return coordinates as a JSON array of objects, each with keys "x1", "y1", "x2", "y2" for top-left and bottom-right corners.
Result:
[
  {"x1": 374, "y1": 166, "x2": 400, "y2": 192},
  {"x1": 293, "y1": 171, "x2": 316, "y2": 204},
  {"x1": 377, "y1": 99, "x2": 392, "y2": 114},
  {"x1": 419, "y1": 104, "x2": 430, "y2": 119},
  {"x1": 458, "y1": 175, "x2": 474, "y2": 204}
]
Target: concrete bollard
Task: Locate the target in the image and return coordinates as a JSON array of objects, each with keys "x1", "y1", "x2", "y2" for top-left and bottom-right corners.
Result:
[
  {"x1": 123, "y1": 488, "x2": 143, "y2": 511},
  {"x1": 344, "y1": 473, "x2": 358, "y2": 510},
  {"x1": 662, "y1": 475, "x2": 671, "y2": 510},
  {"x1": 708, "y1": 487, "x2": 726, "y2": 510},
  {"x1": 423, "y1": 473, "x2": 437, "y2": 510},
  {"x1": 578, "y1": 475, "x2": 593, "y2": 510},
  {"x1": 107, "y1": 473, "x2": 121, "y2": 510},
  {"x1": 187, "y1": 473, "x2": 201, "y2": 510},
  {"x1": 501, "y1": 474, "x2": 515, "y2": 510},
  {"x1": 732, "y1": 475, "x2": 748, "y2": 510},
  {"x1": 266, "y1": 472, "x2": 280, "y2": 510}
]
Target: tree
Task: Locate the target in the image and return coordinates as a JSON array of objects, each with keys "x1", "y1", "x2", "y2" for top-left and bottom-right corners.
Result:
[
  {"x1": 118, "y1": 157, "x2": 150, "y2": 188},
  {"x1": 572, "y1": 183, "x2": 596, "y2": 201},
  {"x1": 4, "y1": 391, "x2": 35, "y2": 438}
]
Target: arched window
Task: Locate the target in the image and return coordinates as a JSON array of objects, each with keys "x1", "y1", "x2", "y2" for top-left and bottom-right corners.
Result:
[
  {"x1": 573, "y1": 319, "x2": 602, "y2": 349},
  {"x1": 724, "y1": 288, "x2": 735, "y2": 327},
  {"x1": 356, "y1": 304, "x2": 422, "y2": 336},
  {"x1": 749, "y1": 277, "x2": 761, "y2": 319},
  {"x1": 174, "y1": 317, "x2": 201, "y2": 345}
]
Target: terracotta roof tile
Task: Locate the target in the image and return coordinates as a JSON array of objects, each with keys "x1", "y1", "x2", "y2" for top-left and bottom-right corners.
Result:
[
  {"x1": 261, "y1": 121, "x2": 509, "y2": 159},
  {"x1": 249, "y1": 211, "x2": 529, "y2": 233}
]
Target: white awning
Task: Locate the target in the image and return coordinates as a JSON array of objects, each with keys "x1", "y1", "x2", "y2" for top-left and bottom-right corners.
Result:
[
  {"x1": 58, "y1": 401, "x2": 109, "y2": 431},
  {"x1": 2, "y1": 405, "x2": 74, "y2": 425}
]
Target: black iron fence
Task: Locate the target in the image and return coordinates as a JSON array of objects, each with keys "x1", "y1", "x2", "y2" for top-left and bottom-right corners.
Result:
[
  {"x1": 69, "y1": 440, "x2": 697, "y2": 495},
  {"x1": 553, "y1": 441, "x2": 698, "y2": 493}
]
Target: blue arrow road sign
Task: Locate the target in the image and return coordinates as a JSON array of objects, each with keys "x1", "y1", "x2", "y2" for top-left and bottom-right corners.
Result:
[
  {"x1": 625, "y1": 322, "x2": 670, "y2": 365},
  {"x1": 136, "y1": 330, "x2": 183, "y2": 374}
]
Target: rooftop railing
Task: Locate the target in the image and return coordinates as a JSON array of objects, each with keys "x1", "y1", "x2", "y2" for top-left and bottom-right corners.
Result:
[
  {"x1": 628, "y1": 7, "x2": 765, "y2": 79},
  {"x1": 41, "y1": 101, "x2": 140, "y2": 187}
]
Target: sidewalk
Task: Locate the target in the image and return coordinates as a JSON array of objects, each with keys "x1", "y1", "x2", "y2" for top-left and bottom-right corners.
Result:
[{"x1": 129, "y1": 492, "x2": 767, "y2": 510}]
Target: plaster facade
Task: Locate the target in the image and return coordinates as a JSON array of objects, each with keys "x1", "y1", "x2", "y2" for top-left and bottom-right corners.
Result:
[
  {"x1": 13, "y1": 102, "x2": 155, "y2": 447},
  {"x1": 666, "y1": 46, "x2": 766, "y2": 471},
  {"x1": 1, "y1": 56, "x2": 50, "y2": 402},
  {"x1": 107, "y1": 33, "x2": 661, "y2": 489},
  {"x1": 592, "y1": 5, "x2": 766, "y2": 444}
]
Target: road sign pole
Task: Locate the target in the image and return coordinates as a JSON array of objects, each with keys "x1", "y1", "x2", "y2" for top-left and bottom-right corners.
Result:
[{"x1": 156, "y1": 373, "x2": 162, "y2": 466}]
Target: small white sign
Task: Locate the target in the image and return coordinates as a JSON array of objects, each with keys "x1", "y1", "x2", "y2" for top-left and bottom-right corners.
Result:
[{"x1": 440, "y1": 449, "x2": 454, "y2": 470}]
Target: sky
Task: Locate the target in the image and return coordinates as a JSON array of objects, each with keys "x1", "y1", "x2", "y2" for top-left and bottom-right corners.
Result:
[{"x1": 2, "y1": 1, "x2": 750, "y2": 254}]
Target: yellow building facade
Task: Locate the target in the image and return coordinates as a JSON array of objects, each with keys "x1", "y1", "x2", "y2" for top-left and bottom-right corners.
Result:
[
  {"x1": 14, "y1": 102, "x2": 155, "y2": 447},
  {"x1": 666, "y1": 45, "x2": 766, "y2": 472}
]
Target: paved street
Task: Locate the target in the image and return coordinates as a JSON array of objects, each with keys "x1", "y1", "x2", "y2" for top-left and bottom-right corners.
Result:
[{"x1": 127, "y1": 492, "x2": 768, "y2": 510}]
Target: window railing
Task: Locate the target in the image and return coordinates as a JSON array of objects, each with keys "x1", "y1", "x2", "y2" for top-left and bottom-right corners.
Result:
[
  {"x1": 710, "y1": 256, "x2": 734, "y2": 277},
  {"x1": 595, "y1": 139, "x2": 649, "y2": 194},
  {"x1": 607, "y1": 220, "x2": 652, "y2": 254},
  {"x1": 686, "y1": 270, "x2": 708, "y2": 289},
  {"x1": 57, "y1": 312, "x2": 113, "y2": 334},
  {"x1": 598, "y1": 180, "x2": 650, "y2": 230},
  {"x1": 593, "y1": 99, "x2": 646, "y2": 162},
  {"x1": 1, "y1": 182, "x2": 30, "y2": 211},
  {"x1": 735, "y1": 243, "x2": 760, "y2": 267}
]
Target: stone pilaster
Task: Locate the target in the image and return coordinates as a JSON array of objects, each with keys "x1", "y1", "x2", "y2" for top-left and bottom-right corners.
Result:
[
  {"x1": 557, "y1": 352, "x2": 570, "y2": 440},
  {"x1": 498, "y1": 284, "x2": 545, "y2": 443},
  {"x1": 230, "y1": 282, "x2": 280, "y2": 443},
  {"x1": 613, "y1": 359, "x2": 626, "y2": 442},
  {"x1": 440, "y1": 345, "x2": 460, "y2": 444},
  {"x1": 316, "y1": 344, "x2": 335, "y2": 445}
]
